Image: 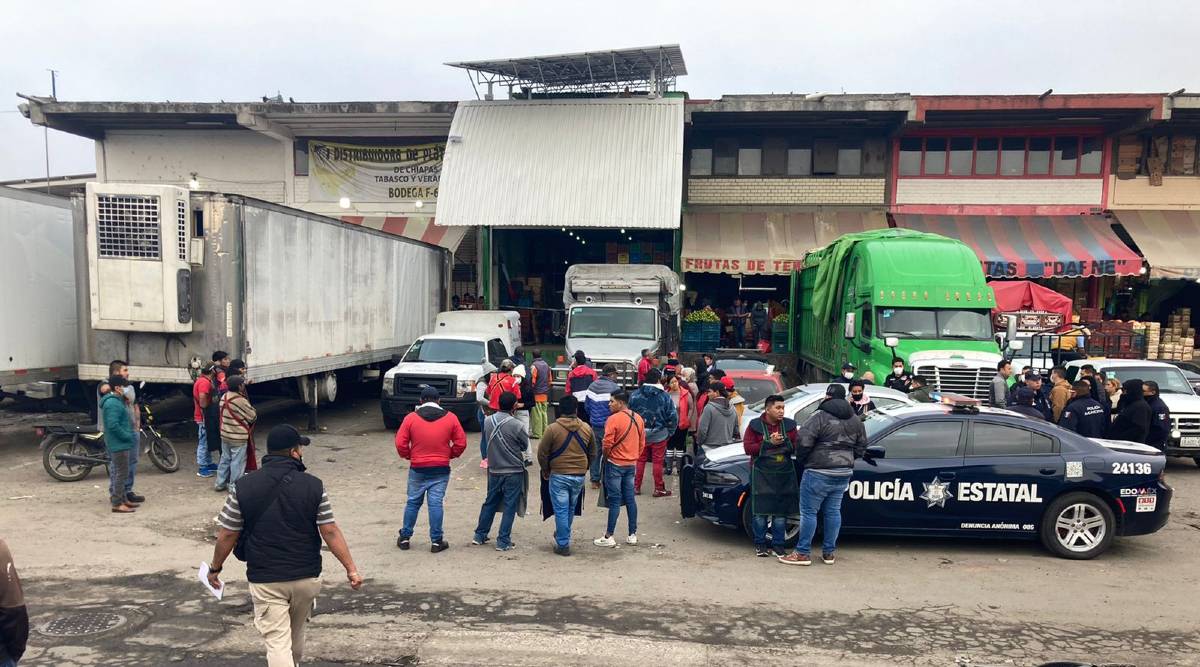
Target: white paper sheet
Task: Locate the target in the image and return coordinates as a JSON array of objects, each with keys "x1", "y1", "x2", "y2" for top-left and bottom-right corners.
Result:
[{"x1": 198, "y1": 562, "x2": 224, "y2": 600}]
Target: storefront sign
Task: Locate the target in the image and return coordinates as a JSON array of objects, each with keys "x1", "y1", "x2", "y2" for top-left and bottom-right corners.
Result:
[
  {"x1": 308, "y1": 141, "x2": 444, "y2": 203},
  {"x1": 993, "y1": 310, "x2": 1066, "y2": 332},
  {"x1": 682, "y1": 257, "x2": 805, "y2": 275}
]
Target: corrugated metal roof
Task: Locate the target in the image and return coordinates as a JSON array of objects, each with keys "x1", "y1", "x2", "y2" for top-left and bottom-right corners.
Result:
[{"x1": 435, "y1": 98, "x2": 683, "y2": 228}]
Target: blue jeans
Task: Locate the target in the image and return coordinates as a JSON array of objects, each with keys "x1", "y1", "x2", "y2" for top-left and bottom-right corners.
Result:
[
  {"x1": 794, "y1": 469, "x2": 852, "y2": 556},
  {"x1": 752, "y1": 515, "x2": 787, "y2": 547},
  {"x1": 604, "y1": 462, "x2": 638, "y2": 536},
  {"x1": 109, "y1": 431, "x2": 139, "y2": 497},
  {"x1": 196, "y1": 421, "x2": 213, "y2": 468},
  {"x1": 473, "y1": 473, "x2": 523, "y2": 548},
  {"x1": 401, "y1": 468, "x2": 450, "y2": 542},
  {"x1": 0, "y1": 655, "x2": 18, "y2": 667},
  {"x1": 215, "y1": 440, "x2": 248, "y2": 492},
  {"x1": 549, "y1": 473, "x2": 584, "y2": 547},
  {"x1": 478, "y1": 407, "x2": 489, "y2": 459}
]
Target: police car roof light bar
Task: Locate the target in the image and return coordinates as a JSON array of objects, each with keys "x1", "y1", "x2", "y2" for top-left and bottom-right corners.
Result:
[{"x1": 931, "y1": 392, "x2": 981, "y2": 413}]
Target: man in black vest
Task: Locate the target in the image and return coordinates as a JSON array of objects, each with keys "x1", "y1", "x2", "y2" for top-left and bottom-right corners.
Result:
[{"x1": 207, "y1": 425, "x2": 363, "y2": 667}]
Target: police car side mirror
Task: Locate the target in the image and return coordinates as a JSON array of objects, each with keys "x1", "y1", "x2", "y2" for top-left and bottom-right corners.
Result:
[{"x1": 864, "y1": 445, "x2": 886, "y2": 460}]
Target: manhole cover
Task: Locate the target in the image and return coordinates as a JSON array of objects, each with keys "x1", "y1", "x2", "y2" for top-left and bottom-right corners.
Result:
[{"x1": 40, "y1": 612, "x2": 127, "y2": 637}]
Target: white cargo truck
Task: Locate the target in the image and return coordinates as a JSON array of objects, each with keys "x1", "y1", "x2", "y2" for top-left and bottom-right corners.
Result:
[
  {"x1": 381, "y1": 310, "x2": 521, "y2": 430},
  {"x1": 71, "y1": 183, "x2": 447, "y2": 419},
  {"x1": 0, "y1": 186, "x2": 80, "y2": 403},
  {"x1": 560, "y1": 264, "x2": 682, "y2": 387}
]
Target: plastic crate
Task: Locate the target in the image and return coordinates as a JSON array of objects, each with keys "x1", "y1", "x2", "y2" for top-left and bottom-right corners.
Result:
[
  {"x1": 681, "y1": 322, "x2": 720, "y2": 340},
  {"x1": 771, "y1": 326, "x2": 790, "y2": 353}
]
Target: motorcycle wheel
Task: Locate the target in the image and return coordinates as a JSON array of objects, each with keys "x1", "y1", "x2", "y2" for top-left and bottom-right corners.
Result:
[
  {"x1": 41, "y1": 436, "x2": 96, "y2": 482},
  {"x1": 146, "y1": 432, "x2": 181, "y2": 473}
]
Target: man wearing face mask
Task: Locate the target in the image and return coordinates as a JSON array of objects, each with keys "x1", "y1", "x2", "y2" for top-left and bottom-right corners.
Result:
[
  {"x1": 847, "y1": 379, "x2": 876, "y2": 417},
  {"x1": 884, "y1": 359, "x2": 911, "y2": 393},
  {"x1": 835, "y1": 362, "x2": 856, "y2": 382}
]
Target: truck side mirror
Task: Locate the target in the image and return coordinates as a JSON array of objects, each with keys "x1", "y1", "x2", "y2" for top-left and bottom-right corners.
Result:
[
  {"x1": 884, "y1": 336, "x2": 899, "y2": 349},
  {"x1": 844, "y1": 312, "x2": 856, "y2": 340},
  {"x1": 1005, "y1": 315, "x2": 1017, "y2": 343},
  {"x1": 1008, "y1": 340, "x2": 1025, "y2": 352}
]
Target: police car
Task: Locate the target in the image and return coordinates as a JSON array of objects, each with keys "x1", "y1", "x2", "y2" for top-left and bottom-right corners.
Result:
[{"x1": 681, "y1": 396, "x2": 1172, "y2": 559}]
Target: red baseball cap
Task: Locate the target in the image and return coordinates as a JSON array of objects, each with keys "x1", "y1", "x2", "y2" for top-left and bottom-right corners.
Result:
[{"x1": 720, "y1": 376, "x2": 735, "y2": 390}]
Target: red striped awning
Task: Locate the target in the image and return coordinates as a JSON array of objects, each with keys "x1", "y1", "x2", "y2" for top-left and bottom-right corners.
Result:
[
  {"x1": 339, "y1": 215, "x2": 466, "y2": 251},
  {"x1": 891, "y1": 214, "x2": 1142, "y2": 279}
]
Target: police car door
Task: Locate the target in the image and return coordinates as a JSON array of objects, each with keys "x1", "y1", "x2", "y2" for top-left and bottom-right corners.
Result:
[
  {"x1": 955, "y1": 418, "x2": 1060, "y2": 534},
  {"x1": 844, "y1": 419, "x2": 966, "y2": 532}
]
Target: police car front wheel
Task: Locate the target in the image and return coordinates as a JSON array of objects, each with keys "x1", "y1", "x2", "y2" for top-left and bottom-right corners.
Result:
[{"x1": 1040, "y1": 492, "x2": 1115, "y2": 560}]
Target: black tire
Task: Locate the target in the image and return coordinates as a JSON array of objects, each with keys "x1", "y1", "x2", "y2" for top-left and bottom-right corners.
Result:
[
  {"x1": 1039, "y1": 492, "x2": 1116, "y2": 560},
  {"x1": 146, "y1": 433, "x2": 180, "y2": 473},
  {"x1": 1193, "y1": 456, "x2": 1200, "y2": 468},
  {"x1": 383, "y1": 415, "x2": 401, "y2": 431},
  {"x1": 740, "y1": 499, "x2": 800, "y2": 548},
  {"x1": 41, "y1": 436, "x2": 96, "y2": 482}
]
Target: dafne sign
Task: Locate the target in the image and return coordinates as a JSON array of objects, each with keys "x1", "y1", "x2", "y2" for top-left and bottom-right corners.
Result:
[{"x1": 308, "y1": 141, "x2": 444, "y2": 203}]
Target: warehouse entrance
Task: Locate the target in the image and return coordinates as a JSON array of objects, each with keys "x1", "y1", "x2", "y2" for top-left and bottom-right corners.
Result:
[{"x1": 489, "y1": 227, "x2": 676, "y2": 345}]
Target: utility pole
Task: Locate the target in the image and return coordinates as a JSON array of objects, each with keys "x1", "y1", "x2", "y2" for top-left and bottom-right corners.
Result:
[{"x1": 45, "y1": 69, "x2": 58, "y2": 194}]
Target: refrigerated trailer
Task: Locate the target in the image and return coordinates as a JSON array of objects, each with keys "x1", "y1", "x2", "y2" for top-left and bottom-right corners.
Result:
[
  {"x1": 0, "y1": 186, "x2": 79, "y2": 402},
  {"x1": 72, "y1": 183, "x2": 448, "y2": 414}
]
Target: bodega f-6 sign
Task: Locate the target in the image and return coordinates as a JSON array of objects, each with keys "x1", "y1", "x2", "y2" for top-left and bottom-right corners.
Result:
[{"x1": 308, "y1": 141, "x2": 444, "y2": 203}]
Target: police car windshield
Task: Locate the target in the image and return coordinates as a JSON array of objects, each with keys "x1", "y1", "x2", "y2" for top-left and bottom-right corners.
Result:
[
  {"x1": 1101, "y1": 366, "x2": 1194, "y2": 395},
  {"x1": 863, "y1": 411, "x2": 897, "y2": 438},
  {"x1": 878, "y1": 308, "x2": 992, "y2": 341}
]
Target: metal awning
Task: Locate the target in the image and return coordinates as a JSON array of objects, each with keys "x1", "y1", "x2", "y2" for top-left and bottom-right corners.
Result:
[
  {"x1": 435, "y1": 98, "x2": 684, "y2": 229},
  {"x1": 1111, "y1": 210, "x2": 1200, "y2": 279},
  {"x1": 892, "y1": 214, "x2": 1142, "y2": 278},
  {"x1": 681, "y1": 209, "x2": 888, "y2": 275},
  {"x1": 340, "y1": 215, "x2": 466, "y2": 251},
  {"x1": 446, "y1": 45, "x2": 686, "y2": 95}
]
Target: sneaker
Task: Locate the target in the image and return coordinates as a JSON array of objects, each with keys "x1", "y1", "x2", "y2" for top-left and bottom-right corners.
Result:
[
  {"x1": 471, "y1": 536, "x2": 491, "y2": 546},
  {"x1": 821, "y1": 552, "x2": 836, "y2": 565},
  {"x1": 772, "y1": 547, "x2": 789, "y2": 558},
  {"x1": 431, "y1": 540, "x2": 450, "y2": 553},
  {"x1": 196, "y1": 468, "x2": 215, "y2": 479},
  {"x1": 125, "y1": 492, "x2": 145, "y2": 503},
  {"x1": 495, "y1": 543, "x2": 516, "y2": 552},
  {"x1": 213, "y1": 484, "x2": 227, "y2": 493},
  {"x1": 593, "y1": 535, "x2": 617, "y2": 548},
  {"x1": 396, "y1": 536, "x2": 411, "y2": 550},
  {"x1": 755, "y1": 545, "x2": 770, "y2": 557},
  {"x1": 778, "y1": 552, "x2": 811, "y2": 566},
  {"x1": 479, "y1": 459, "x2": 489, "y2": 469},
  {"x1": 553, "y1": 545, "x2": 571, "y2": 556},
  {"x1": 652, "y1": 489, "x2": 673, "y2": 498},
  {"x1": 111, "y1": 503, "x2": 136, "y2": 513},
  {"x1": 625, "y1": 534, "x2": 638, "y2": 546}
]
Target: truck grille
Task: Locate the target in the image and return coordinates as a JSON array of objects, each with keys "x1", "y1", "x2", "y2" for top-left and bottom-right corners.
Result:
[
  {"x1": 914, "y1": 365, "x2": 990, "y2": 400},
  {"x1": 1175, "y1": 414, "x2": 1200, "y2": 436},
  {"x1": 394, "y1": 375, "x2": 456, "y2": 399}
]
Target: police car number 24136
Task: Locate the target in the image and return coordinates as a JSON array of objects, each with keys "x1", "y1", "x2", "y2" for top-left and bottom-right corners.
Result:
[{"x1": 1112, "y1": 462, "x2": 1152, "y2": 475}]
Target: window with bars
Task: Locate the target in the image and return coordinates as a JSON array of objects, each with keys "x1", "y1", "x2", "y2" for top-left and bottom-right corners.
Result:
[
  {"x1": 96, "y1": 195, "x2": 162, "y2": 259},
  {"x1": 176, "y1": 199, "x2": 188, "y2": 261},
  {"x1": 897, "y1": 136, "x2": 1104, "y2": 178}
]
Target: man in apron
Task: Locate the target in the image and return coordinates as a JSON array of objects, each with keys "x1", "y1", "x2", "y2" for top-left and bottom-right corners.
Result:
[{"x1": 742, "y1": 394, "x2": 799, "y2": 557}]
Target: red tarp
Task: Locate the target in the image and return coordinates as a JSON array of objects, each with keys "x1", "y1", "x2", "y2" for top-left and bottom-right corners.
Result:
[{"x1": 988, "y1": 280, "x2": 1074, "y2": 323}]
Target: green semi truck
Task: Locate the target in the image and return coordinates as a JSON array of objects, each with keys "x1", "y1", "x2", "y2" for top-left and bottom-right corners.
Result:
[{"x1": 795, "y1": 229, "x2": 1011, "y2": 400}]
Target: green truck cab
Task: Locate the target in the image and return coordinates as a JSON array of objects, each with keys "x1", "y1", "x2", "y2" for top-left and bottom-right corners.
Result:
[{"x1": 796, "y1": 229, "x2": 1005, "y2": 399}]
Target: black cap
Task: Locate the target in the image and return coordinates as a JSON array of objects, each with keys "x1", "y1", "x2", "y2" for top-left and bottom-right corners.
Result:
[
  {"x1": 420, "y1": 385, "x2": 440, "y2": 403},
  {"x1": 842, "y1": 362, "x2": 856, "y2": 371},
  {"x1": 267, "y1": 424, "x2": 310, "y2": 452},
  {"x1": 226, "y1": 375, "x2": 247, "y2": 392}
]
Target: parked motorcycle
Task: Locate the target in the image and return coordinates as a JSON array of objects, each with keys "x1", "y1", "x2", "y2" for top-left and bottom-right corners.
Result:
[{"x1": 39, "y1": 394, "x2": 180, "y2": 482}]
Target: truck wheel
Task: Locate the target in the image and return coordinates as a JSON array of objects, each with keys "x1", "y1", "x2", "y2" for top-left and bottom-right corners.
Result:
[
  {"x1": 1039, "y1": 492, "x2": 1115, "y2": 560},
  {"x1": 1194, "y1": 456, "x2": 1200, "y2": 468},
  {"x1": 383, "y1": 415, "x2": 401, "y2": 431}
]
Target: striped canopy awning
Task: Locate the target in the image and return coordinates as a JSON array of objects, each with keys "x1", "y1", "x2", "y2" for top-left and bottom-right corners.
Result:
[
  {"x1": 339, "y1": 215, "x2": 466, "y2": 251},
  {"x1": 1111, "y1": 210, "x2": 1200, "y2": 279},
  {"x1": 891, "y1": 214, "x2": 1142, "y2": 278}
]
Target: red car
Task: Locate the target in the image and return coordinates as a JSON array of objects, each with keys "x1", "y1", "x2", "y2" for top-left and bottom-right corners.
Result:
[{"x1": 723, "y1": 368, "x2": 785, "y2": 405}]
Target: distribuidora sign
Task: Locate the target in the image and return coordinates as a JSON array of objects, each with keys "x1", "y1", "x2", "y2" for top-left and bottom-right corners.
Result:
[{"x1": 308, "y1": 141, "x2": 444, "y2": 203}]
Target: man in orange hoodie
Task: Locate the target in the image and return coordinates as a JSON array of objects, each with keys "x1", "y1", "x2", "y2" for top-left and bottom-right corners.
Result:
[
  {"x1": 395, "y1": 386, "x2": 467, "y2": 553},
  {"x1": 593, "y1": 390, "x2": 646, "y2": 548}
]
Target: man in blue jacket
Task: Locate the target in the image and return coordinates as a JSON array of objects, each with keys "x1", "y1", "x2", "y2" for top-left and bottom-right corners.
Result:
[
  {"x1": 628, "y1": 368, "x2": 678, "y2": 497},
  {"x1": 1058, "y1": 381, "x2": 1107, "y2": 438},
  {"x1": 101, "y1": 375, "x2": 139, "y2": 514},
  {"x1": 584, "y1": 365, "x2": 621, "y2": 488}
]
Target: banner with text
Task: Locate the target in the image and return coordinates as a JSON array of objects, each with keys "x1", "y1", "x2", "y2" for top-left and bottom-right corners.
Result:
[{"x1": 308, "y1": 141, "x2": 444, "y2": 203}]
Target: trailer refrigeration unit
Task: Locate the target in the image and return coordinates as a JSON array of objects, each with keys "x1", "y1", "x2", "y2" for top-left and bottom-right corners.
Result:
[
  {"x1": 72, "y1": 183, "x2": 448, "y2": 421},
  {"x1": 0, "y1": 186, "x2": 79, "y2": 403}
]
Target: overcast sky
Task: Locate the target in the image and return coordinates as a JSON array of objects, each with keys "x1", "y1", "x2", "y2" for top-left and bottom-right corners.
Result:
[{"x1": 3, "y1": 0, "x2": 1198, "y2": 180}]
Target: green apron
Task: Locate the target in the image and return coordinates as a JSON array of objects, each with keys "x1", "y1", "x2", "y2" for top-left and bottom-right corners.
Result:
[{"x1": 750, "y1": 429, "x2": 799, "y2": 517}]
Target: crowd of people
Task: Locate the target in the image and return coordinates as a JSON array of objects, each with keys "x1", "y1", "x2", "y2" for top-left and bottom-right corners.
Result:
[{"x1": 988, "y1": 360, "x2": 1171, "y2": 447}]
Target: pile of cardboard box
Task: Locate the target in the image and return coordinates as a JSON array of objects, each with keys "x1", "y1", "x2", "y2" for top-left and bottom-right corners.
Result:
[{"x1": 1154, "y1": 307, "x2": 1195, "y2": 361}]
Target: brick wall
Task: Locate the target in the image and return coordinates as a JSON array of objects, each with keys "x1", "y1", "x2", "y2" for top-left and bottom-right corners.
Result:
[
  {"x1": 687, "y1": 178, "x2": 886, "y2": 205},
  {"x1": 895, "y1": 178, "x2": 1103, "y2": 206}
]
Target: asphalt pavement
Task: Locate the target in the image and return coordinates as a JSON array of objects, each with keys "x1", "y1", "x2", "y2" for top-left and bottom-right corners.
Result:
[{"x1": 2, "y1": 396, "x2": 1199, "y2": 666}]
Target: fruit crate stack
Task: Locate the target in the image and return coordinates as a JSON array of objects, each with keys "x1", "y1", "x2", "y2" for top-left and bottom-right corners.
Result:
[
  {"x1": 1156, "y1": 308, "x2": 1195, "y2": 361},
  {"x1": 771, "y1": 316, "x2": 790, "y2": 353},
  {"x1": 682, "y1": 322, "x2": 720, "y2": 352}
]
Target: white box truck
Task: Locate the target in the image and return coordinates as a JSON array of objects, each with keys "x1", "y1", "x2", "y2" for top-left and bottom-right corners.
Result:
[
  {"x1": 381, "y1": 310, "x2": 521, "y2": 430},
  {"x1": 72, "y1": 183, "x2": 448, "y2": 418},
  {"x1": 0, "y1": 186, "x2": 80, "y2": 403}
]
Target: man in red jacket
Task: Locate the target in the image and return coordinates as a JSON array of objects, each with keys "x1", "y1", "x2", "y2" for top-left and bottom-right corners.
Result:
[{"x1": 395, "y1": 386, "x2": 467, "y2": 553}]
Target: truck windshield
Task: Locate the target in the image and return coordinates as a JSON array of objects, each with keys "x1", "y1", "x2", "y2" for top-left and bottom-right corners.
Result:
[
  {"x1": 877, "y1": 308, "x2": 992, "y2": 341},
  {"x1": 402, "y1": 339, "x2": 485, "y2": 364},
  {"x1": 568, "y1": 307, "x2": 656, "y2": 340},
  {"x1": 1101, "y1": 366, "x2": 1194, "y2": 395}
]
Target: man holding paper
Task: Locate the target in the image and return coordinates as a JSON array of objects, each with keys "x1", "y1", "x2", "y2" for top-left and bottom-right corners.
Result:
[{"x1": 206, "y1": 424, "x2": 363, "y2": 667}]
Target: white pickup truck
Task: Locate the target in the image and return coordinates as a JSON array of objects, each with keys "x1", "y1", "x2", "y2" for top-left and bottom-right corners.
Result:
[{"x1": 380, "y1": 311, "x2": 521, "y2": 430}]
